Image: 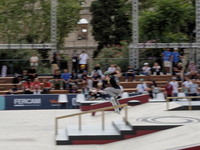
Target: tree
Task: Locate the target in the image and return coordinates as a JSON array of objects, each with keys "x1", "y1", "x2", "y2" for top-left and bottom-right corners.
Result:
[
  {"x1": 139, "y1": 0, "x2": 195, "y2": 43},
  {"x1": 90, "y1": 0, "x2": 132, "y2": 54},
  {"x1": 0, "y1": 0, "x2": 82, "y2": 48},
  {"x1": 0, "y1": 0, "x2": 82, "y2": 74}
]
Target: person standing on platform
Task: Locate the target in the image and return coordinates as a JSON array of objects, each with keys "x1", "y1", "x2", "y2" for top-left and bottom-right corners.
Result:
[
  {"x1": 162, "y1": 48, "x2": 172, "y2": 75},
  {"x1": 51, "y1": 51, "x2": 60, "y2": 74},
  {"x1": 72, "y1": 50, "x2": 78, "y2": 73},
  {"x1": 79, "y1": 50, "x2": 89, "y2": 71},
  {"x1": 172, "y1": 48, "x2": 182, "y2": 67},
  {"x1": 29, "y1": 53, "x2": 39, "y2": 67}
]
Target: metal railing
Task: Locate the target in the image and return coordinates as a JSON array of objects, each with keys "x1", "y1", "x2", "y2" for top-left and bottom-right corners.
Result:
[
  {"x1": 166, "y1": 96, "x2": 200, "y2": 111},
  {"x1": 55, "y1": 103, "x2": 128, "y2": 135}
]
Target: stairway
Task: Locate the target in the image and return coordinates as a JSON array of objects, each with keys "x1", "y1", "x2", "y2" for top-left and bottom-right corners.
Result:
[{"x1": 56, "y1": 119, "x2": 178, "y2": 145}]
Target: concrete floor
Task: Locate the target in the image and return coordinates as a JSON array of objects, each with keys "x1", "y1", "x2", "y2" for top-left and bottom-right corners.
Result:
[{"x1": 0, "y1": 102, "x2": 200, "y2": 150}]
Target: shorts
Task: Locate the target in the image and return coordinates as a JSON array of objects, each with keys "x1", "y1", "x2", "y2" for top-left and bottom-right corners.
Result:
[
  {"x1": 164, "y1": 61, "x2": 171, "y2": 67},
  {"x1": 51, "y1": 64, "x2": 59, "y2": 70}
]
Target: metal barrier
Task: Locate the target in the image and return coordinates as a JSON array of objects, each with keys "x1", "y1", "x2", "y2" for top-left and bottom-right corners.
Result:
[
  {"x1": 166, "y1": 96, "x2": 200, "y2": 111},
  {"x1": 55, "y1": 103, "x2": 128, "y2": 135}
]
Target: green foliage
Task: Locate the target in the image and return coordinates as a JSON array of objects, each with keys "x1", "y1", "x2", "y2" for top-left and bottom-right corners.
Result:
[
  {"x1": 0, "y1": 0, "x2": 82, "y2": 74},
  {"x1": 90, "y1": 0, "x2": 132, "y2": 52},
  {"x1": 0, "y1": 0, "x2": 82, "y2": 47},
  {"x1": 93, "y1": 41, "x2": 129, "y2": 72},
  {"x1": 139, "y1": 0, "x2": 195, "y2": 43}
]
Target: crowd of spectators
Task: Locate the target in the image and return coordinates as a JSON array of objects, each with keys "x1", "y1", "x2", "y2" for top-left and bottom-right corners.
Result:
[{"x1": 6, "y1": 48, "x2": 200, "y2": 102}]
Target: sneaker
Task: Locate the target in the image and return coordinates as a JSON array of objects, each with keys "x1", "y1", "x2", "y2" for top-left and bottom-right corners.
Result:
[
  {"x1": 52, "y1": 88, "x2": 55, "y2": 90},
  {"x1": 60, "y1": 87, "x2": 63, "y2": 90},
  {"x1": 125, "y1": 79, "x2": 128, "y2": 82},
  {"x1": 132, "y1": 79, "x2": 136, "y2": 82}
]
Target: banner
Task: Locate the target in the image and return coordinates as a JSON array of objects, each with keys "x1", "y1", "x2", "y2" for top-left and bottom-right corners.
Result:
[
  {"x1": 5, "y1": 94, "x2": 79, "y2": 110},
  {"x1": 4, "y1": 93, "x2": 137, "y2": 110}
]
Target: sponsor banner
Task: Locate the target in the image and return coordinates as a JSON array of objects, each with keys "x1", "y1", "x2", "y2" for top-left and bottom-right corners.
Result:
[
  {"x1": 0, "y1": 95, "x2": 5, "y2": 110},
  {"x1": 5, "y1": 94, "x2": 79, "y2": 110},
  {"x1": 4, "y1": 93, "x2": 138, "y2": 110}
]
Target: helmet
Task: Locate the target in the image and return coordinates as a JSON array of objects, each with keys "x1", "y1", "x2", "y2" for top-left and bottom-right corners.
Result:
[{"x1": 104, "y1": 71, "x2": 111, "y2": 76}]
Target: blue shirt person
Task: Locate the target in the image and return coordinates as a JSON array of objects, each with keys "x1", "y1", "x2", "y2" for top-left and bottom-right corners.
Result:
[
  {"x1": 172, "y1": 48, "x2": 183, "y2": 67},
  {"x1": 162, "y1": 48, "x2": 173, "y2": 74},
  {"x1": 61, "y1": 69, "x2": 71, "y2": 89},
  {"x1": 163, "y1": 50, "x2": 172, "y2": 61}
]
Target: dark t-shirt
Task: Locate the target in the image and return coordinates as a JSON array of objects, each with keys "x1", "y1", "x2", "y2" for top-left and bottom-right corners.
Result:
[
  {"x1": 127, "y1": 68, "x2": 134, "y2": 72},
  {"x1": 92, "y1": 74, "x2": 101, "y2": 80},
  {"x1": 28, "y1": 68, "x2": 36, "y2": 74},
  {"x1": 71, "y1": 74, "x2": 78, "y2": 80},
  {"x1": 110, "y1": 75, "x2": 120, "y2": 89},
  {"x1": 93, "y1": 66, "x2": 100, "y2": 71},
  {"x1": 54, "y1": 74, "x2": 61, "y2": 79},
  {"x1": 82, "y1": 74, "x2": 87, "y2": 80}
]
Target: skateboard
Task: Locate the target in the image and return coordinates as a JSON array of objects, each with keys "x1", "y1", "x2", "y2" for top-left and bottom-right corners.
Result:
[{"x1": 110, "y1": 97, "x2": 120, "y2": 114}]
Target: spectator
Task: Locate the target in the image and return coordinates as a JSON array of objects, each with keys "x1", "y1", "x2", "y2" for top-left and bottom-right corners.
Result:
[
  {"x1": 72, "y1": 50, "x2": 79, "y2": 73},
  {"x1": 189, "y1": 79, "x2": 199, "y2": 99},
  {"x1": 87, "y1": 90, "x2": 96, "y2": 101},
  {"x1": 149, "y1": 80, "x2": 157, "y2": 99},
  {"x1": 51, "y1": 51, "x2": 60, "y2": 74},
  {"x1": 42, "y1": 79, "x2": 52, "y2": 94},
  {"x1": 19, "y1": 70, "x2": 29, "y2": 82},
  {"x1": 173, "y1": 62, "x2": 183, "y2": 81},
  {"x1": 82, "y1": 83, "x2": 90, "y2": 94},
  {"x1": 125, "y1": 65, "x2": 135, "y2": 82},
  {"x1": 172, "y1": 48, "x2": 182, "y2": 67},
  {"x1": 107, "y1": 64, "x2": 116, "y2": 74},
  {"x1": 114, "y1": 64, "x2": 122, "y2": 82},
  {"x1": 101, "y1": 71, "x2": 108, "y2": 89},
  {"x1": 152, "y1": 62, "x2": 161, "y2": 75},
  {"x1": 162, "y1": 48, "x2": 172, "y2": 75},
  {"x1": 70, "y1": 71, "x2": 79, "y2": 86},
  {"x1": 81, "y1": 70, "x2": 88, "y2": 84},
  {"x1": 32, "y1": 78, "x2": 41, "y2": 95},
  {"x1": 182, "y1": 76, "x2": 192, "y2": 96},
  {"x1": 95, "y1": 88, "x2": 106, "y2": 100},
  {"x1": 79, "y1": 50, "x2": 89, "y2": 71},
  {"x1": 142, "y1": 63, "x2": 151, "y2": 76},
  {"x1": 91, "y1": 64, "x2": 103, "y2": 76},
  {"x1": 28, "y1": 66, "x2": 37, "y2": 81},
  {"x1": 79, "y1": 64, "x2": 87, "y2": 75},
  {"x1": 136, "y1": 79, "x2": 148, "y2": 94},
  {"x1": 30, "y1": 53, "x2": 39, "y2": 67},
  {"x1": 165, "y1": 79, "x2": 173, "y2": 98},
  {"x1": 170, "y1": 77, "x2": 179, "y2": 98},
  {"x1": 61, "y1": 69, "x2": 71, "y2": 89},
  {"x1": 52, "y1": 70, "x2": 63, "y2": 90},
  {"x1": 92, "y1": 71, "x2": 101, "y2": 88},
  {"x1": 187, "y1": 61, "x2": 198, "y2": 79},
  {"x1": 7, "y1": 85, "x2": 18, "y2": 95},
  {"x1": 69, "y1": 83, "x2": 78, "y2": 94},
  {"x1": 24, "y1": 79, "x2": 33, "y2": 94}
]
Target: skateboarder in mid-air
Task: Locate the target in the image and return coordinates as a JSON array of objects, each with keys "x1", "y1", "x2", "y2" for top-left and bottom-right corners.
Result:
[{"x1": 104, "y1": 71, "x2": 121, "y2": 114}]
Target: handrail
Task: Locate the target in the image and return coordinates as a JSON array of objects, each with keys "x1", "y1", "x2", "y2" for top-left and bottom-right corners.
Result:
[
  {"x1": 166, "y1": 96, "x2": 200, "y2": 111},
  {"x1": 55, "y1": 103, "x2": 128, "y2": 135}
]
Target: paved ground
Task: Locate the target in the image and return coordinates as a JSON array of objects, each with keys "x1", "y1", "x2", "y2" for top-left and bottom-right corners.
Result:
[{"x1": 0, "y1": 102, "x2": 200, "y2": 150}]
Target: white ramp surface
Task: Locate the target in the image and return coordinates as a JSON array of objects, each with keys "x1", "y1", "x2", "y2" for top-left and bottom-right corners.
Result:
[{"x1": 0, "y1": 102, "x2": 200, "y2": 150}]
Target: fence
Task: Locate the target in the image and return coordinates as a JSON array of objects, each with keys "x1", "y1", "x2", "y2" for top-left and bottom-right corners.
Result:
[{"x1": 0, "y1": 57, "x2": 191, "y2": 75}]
